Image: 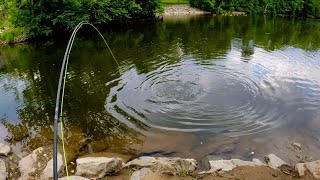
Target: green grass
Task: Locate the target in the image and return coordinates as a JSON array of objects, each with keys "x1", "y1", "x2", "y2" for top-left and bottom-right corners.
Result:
[{"x1": 161, "y1": 0, "x2": 189, "y2": 4}]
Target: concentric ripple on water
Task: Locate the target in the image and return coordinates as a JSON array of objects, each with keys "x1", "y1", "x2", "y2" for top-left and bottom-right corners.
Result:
[{"x1": 106, "y1": 47, "x2": 320, "y2": 136}]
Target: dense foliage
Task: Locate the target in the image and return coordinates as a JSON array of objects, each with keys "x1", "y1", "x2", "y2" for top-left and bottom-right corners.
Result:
[
  {"x1": 0, "y1": 0, "x2": 161, "y2": 42},
  {"x1": 190, "y1": 0, "x2": 320, "y2": 18}
]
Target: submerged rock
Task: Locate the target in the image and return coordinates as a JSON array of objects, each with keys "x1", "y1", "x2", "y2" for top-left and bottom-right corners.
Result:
[
  {"x1": 266, "y1": 154, "x2": 287, "y2": 169},
  {"x1": 75, "y1": 157, "x2": 123, "y2": 178},
  {"x1": 130, "y1": 168, "x2": 152, "y2": 180},
  {"x1": 0, "y1": 143, "x2": 11, "y2": 156},
  {"x1": 296, "y1": 160, "x2": 320, "y2": 178},
  {"x1": 40, "y1": 154, "x2": 63, "y2": 179},
  {"x1": 292, "y1": 142, "x2": 302, "y2": 150},
  {"x1": 125, "y1": 157, "x2": 197, "y2": 176},
  {"x1": 208, "y1": 158, "x2": 265, "y2": 172},
  {"x1": 0, "y1": 159, "x2": 7, "y2": 180}
]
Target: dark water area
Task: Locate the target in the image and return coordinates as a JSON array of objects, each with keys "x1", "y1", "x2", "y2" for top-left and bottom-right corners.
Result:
[{"x1": 1, "y1": 15, "x2": 320, "y2": 168}]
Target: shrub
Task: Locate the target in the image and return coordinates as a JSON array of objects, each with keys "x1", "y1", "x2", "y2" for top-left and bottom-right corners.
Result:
[{"x1": 190, "y1": 0, "x2": 215, "y2": 11}]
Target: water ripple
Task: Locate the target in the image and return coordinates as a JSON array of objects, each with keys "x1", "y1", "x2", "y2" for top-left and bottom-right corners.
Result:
[{"x1": 106, "y1": 47, "x2": 320, "y2": 136}]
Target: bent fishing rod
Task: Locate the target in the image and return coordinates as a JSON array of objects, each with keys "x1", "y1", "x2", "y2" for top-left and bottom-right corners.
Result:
[{"x1": 53, "y1": 21, "x2": 119, "y2": 180}]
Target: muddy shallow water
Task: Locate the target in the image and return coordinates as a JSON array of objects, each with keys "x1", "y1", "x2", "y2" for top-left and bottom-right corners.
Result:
[{"x1": 0, "y1": 15, "x2": 320, "y2": 168}]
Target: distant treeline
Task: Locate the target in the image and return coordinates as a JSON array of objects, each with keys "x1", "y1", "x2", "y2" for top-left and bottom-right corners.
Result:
[
  {"x1": 0, "y1": 0, "x2": 161, "y2": 43},
  {"x1": 190, "y1": 0, "x2": 320, "y2": 18}
]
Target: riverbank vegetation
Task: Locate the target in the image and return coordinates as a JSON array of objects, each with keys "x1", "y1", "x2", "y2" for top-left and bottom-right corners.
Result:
[
  {"x1": 190, "y1": 0, "x2": 320, "y2": 18},
  {"x1": 162, "y1": 0, "x2": 189, "y2": 4},
  {"x1": 1, "y1": 0, "x2": 320, "y2": 44},
  {"x1": 0, "y1": 0, "x2": 161, "y2": 43}
]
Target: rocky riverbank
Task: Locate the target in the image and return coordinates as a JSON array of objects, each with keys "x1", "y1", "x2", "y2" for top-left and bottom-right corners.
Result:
[
  {"x1": 1, "y1": 143, "x2": 320, "y2": 179},
  {"x1": 163, "y1": 5, "x2": 210, "y2": 16}
]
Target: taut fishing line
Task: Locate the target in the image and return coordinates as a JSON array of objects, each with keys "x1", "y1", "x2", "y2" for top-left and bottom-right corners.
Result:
[{"x1": 53, "y1": 21, "x2": 120, "y2": 180}]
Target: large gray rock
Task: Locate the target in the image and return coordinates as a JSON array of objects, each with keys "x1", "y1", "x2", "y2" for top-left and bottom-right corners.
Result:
[
  {"x1": 40, "y1": 153, "x2": 63, "y2": 179},
  {"x1": 130, "y1": 168, "x2": 152, "y2": 180},
  {"x1": 0, "y1": 159, "x2": 7, "y2": 180},
  {"x1": 266, "y1": 154, "x2": 287, "y2": 169},
  {"x1": 75, "y1": 157, "x2": 123, "y2": 178},
  {"x1": 18, "y1": 147, "x2": 43, "y2": 177},
  {"x1": 296, "y1": 160, "x2": 320, "y2": 178},
  {"x1": 156, "y1": 157, "x2": 197, "y2": 175},
  {"x1": 125, "y1": 157, "x2": 157, "y2": 169},
  {"x1": 125, "y1": 157, "x2": 197, "y2": 176},
  {"x1": 0, "y1": 143, "x2": 11, "y2": 156},
  {"x1": 59, "y1": 176, "x2": 90, "y2": 180},
  {"x1": 209, "y1": 158, "x2": 265, "y2": 172}
]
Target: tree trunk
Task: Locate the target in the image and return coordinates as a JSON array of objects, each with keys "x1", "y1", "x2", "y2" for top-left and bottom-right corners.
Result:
[{"x1": 264, "y1": 4, "x2": 268, "y2": 14}]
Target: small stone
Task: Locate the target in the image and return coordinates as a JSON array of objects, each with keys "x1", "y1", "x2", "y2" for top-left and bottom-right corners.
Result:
[
  {"x1": 130, "y1": 168, "x2": 152, "y2": 180},
  {"x1": 266, "y1": 154, "x2": 287, "y2": 169},
  {"x1": 71, "y1": 170, "x2": 75, "y2": 174},
  {"x1": 292, "y1": 142, "x2": 302, "y2": 150},
  {"x1": 296, "y1": 163, "x2": 306, "y2": 176},
  {"x1": 0, "y1": 143, "x2": 11, "y2": 156},
  {"x1": 0, "y1": 159, "x2": 7, "y2": 180}
]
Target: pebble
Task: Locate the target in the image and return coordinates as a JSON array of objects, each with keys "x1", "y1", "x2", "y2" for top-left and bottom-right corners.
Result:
[
  {"x1": 0, "y1": 143, "x2": 11, "y2": 156},
  {"x1": 292, "y1": 142, "x2": 302, "y2": 150}
]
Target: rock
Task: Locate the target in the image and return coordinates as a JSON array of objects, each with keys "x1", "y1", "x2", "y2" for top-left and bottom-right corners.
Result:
[
  {"x1": 266, "y1": 154, "x2": 287, "y2": 169},
  {"x1": 75, "y1": 157, "x2": 123, "y2": 178},
  {"x1": 209, "y1": 158, "x2": 265, "y2": 172},
  {"x1": 18, "y1": 147, "x2": 43, "y2": 176},
  {"x1": 130, "y1": 168, "x2": 152, "y2": 180},
  {"x1": 81, "y1": 152, "x2": 132, "y2": 162},
  {"x1": 0, "y1": 159, "x2": 7, "y2": 180},
  {"x1": 125, "y1": 157, "x2": 157, "y2": 169},
  {"x1": 0, "y1": 143, "x2": 11, "y2": 156},
  {"x1": 125, "y1": 157, "x2": 197, "y2": 176},
  {"x1": 214, "y1": 144, "x2": 235, "y2": 154},
  {"x1": 292, "y1": 142, "x2": 302, "y2": 150},
  {"x1": 296, "y1": 163, "x2": 307, "y2": 176},
  {"x1": 156, "y1": 158, "x2": 197, "y2": 175},
  {"x1": 296, "y1": 160, "x2": 320, "y2": 178},
  {"x1": 59, "y1": 176, "x2": 90, "y2": 180},
  {"x1": 40, "y1": 153, "x2": 63, "y2": 179}
]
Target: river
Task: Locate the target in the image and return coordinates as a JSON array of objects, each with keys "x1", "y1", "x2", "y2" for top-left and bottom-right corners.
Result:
[{"x1": 0, "y1": 15, "x2": 320, "y2": 168}]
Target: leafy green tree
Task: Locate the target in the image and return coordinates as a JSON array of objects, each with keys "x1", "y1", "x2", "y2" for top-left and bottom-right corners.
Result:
[{"x1": 1, "y1": 0, "x2": 161, "y2": 40}]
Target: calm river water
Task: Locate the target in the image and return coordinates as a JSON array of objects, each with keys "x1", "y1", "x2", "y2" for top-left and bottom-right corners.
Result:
[{"x1": 1, "y1": 15, "x2": 320, "y2": 168}]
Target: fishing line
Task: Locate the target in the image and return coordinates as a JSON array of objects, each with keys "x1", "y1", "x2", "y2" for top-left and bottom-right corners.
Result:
[{"x1": 53, "y1": 21, "x2": 120, "y2": 180}]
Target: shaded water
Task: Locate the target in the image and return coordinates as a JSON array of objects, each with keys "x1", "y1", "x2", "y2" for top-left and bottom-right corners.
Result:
[{"x1": 1, "y1": 16, "x2": 320, "y2": 167}]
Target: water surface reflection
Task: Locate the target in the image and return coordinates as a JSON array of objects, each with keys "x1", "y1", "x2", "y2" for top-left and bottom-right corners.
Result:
[{"x1": 0, "y1": 16, "x2": 320, "y2": 166}]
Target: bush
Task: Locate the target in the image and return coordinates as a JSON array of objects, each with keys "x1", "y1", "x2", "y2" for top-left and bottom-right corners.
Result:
[
  {"x1": 189, "y1": 0, "x2": 320, "y2": 17},
  {"x1": 190, "y1": 0, "x2": 215, "y2": 11},
  {"x1": 0, "y1": 0, "x2": 161, "y2": 40},
  {"x1": 0, "y1": 27, "x2": 27, "y2": 44}
]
